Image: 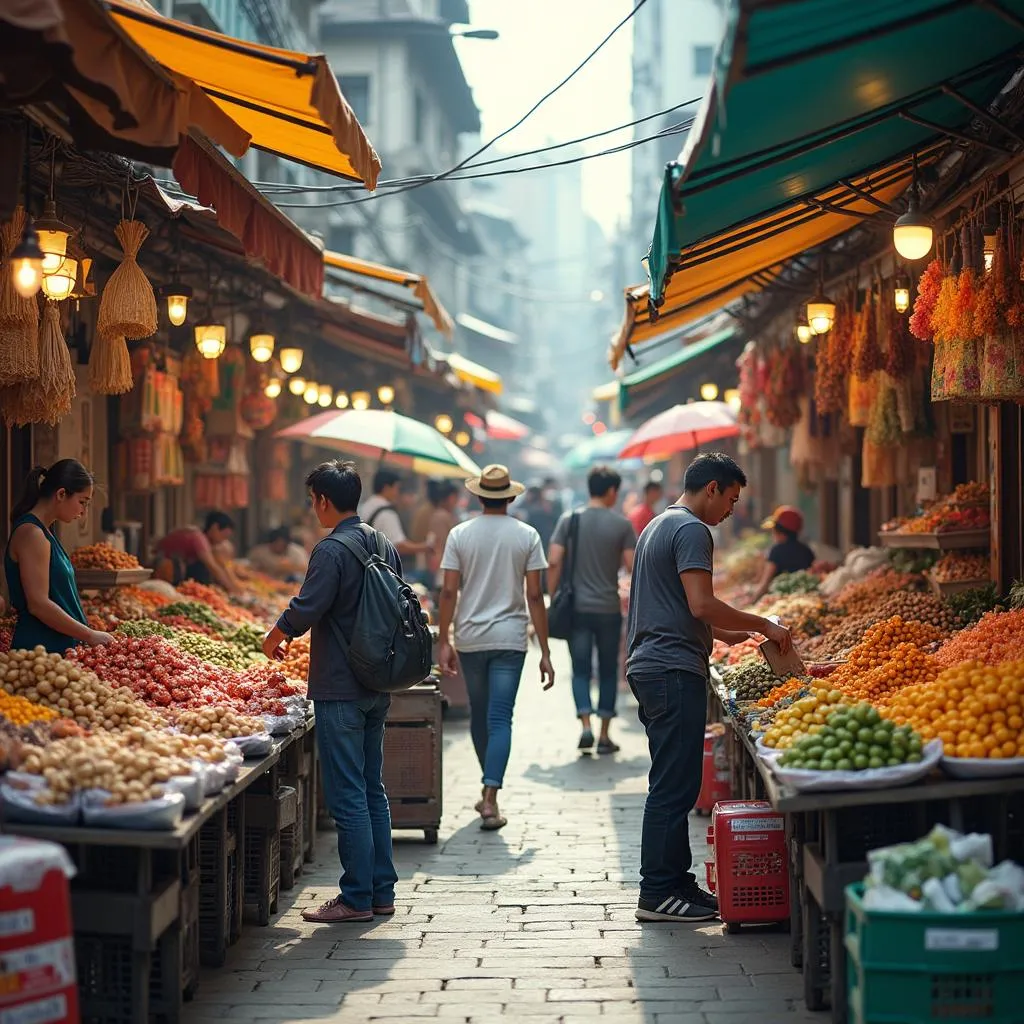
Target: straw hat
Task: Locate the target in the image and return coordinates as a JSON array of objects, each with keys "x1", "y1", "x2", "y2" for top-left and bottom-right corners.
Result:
[{"x1": 465, "y1": 464, "x2": 525, "y2": 500}]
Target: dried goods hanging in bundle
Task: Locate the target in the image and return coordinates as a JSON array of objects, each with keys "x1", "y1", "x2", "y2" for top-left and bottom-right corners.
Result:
[
  {"x1": 940, "y1": 225, "x2": 982, "y2": 400},
  {"x1": 885, "y1": 287, "x2": 915, "y2": 381},
  {"x1": 910, "y1": 258, "x2": 944, "y2": 342},
  {"x1": 866, "y1": 373, "x2": 902, "y2": 446},
  {"x1": 861, "y1": 434, "x2": 899, "y2": 488},
  {"x1": 764, "y1": 347, "x2": 803, "y2": 428},
  {"x1": 0, "y1": 207, "x2": 40, "y2": 386},
  {"x1": 1, "y1": 302, "x2": 76, "y2": 426},
  {"x1": 93, "y1": 219, "x2": 156, "y2": 394},
  {"x1": 979, "y1": 221, "x2": 1024, "y2": 400},
  {"x1": 852, "y1": 287, "x2": 884, "y2": 381},
  {"x1": 814, "y1": 288, "x2": 852, "y2": 413}
]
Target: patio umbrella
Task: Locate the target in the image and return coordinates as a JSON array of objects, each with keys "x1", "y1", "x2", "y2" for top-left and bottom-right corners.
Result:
[
  {"x1": 563, "y1": 430, "x2": 638, "y2": 472},
  {"x1": 618, "y1": 401, "x2": 739, "y2": 461},
  {"x1": 486, "y1": 410, "x2": 530, "y2": 441},
  {"x1": 276, "y1": 409, "x2": 481, "y2": 479}
]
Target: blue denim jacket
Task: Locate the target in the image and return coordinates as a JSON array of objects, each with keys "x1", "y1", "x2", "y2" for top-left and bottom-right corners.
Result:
[{"x1": 276, "y1": 516, "x2": 402, "y2": 700}]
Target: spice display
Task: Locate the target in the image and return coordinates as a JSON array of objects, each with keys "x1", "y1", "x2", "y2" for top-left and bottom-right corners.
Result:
[
  {"x1": 157, "y1": 601, "x2": 228, "y2": 633},
  {"x1": 71, "y1": 543, "x2": 142, "y2": 571},
  {"x1": 933, "y1": 609, "x2": 1024, "y2": 666}
]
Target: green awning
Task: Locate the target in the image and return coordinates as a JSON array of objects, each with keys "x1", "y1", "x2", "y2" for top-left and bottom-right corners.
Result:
[
  {"x1": 647, "y1": 0, "x2": 1024, "y2": 303},
  {"x1": 618, "y1": 325, "x2": 738, "y2": 410}
]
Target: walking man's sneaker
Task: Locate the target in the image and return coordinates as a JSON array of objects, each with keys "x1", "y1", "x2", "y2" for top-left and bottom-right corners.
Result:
[
  {"x1": 635, "y1": 893, "x2": 719, "y2": 922},
  {"x1": 578, "y1": 728, "x2": 595, "y2": 751}
]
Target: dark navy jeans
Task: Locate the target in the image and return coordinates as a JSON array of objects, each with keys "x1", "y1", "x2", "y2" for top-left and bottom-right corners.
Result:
[
  {"x1": 314, "y1": 694, "x2": 398, "y2": 911},
  {"x1": 459, "y1": 649, "x2": 527, "y2": 788},
  {"x1": 627, "y1": 668, "x2": 707, "y2": 902},
  {"x1": 569, "y1": 610, "x2": 623, "y2": 719}
]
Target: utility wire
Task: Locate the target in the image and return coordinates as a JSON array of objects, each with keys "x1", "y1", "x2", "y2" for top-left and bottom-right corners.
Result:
[
  {"x1": 245, "y1": 96, "x2": 703, "y2": 195},
  {"x1": 333, "y1": 0, "x2": 651, "y2": 208}
]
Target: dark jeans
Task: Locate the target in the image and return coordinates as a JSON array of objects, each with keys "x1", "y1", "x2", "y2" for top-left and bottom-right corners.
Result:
[
  {"x1": 627, "y1": 668, "x2": 707, "y2": 902},
  {"x1": 569, "y1": 610, "x2": 623, "y2": 719},
  {"x1": 315, "y1": 694, "x2": 398, "y2": 911},
  {"x1": 459, "y1": 649, "x2": 527, "y2": 788}
]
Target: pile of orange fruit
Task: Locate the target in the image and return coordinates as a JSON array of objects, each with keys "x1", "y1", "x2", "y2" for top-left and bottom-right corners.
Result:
[
  {"x1": 834, "y1": 617, "x2": 944, "y2": 679},
  {"x1": 934, "y1": 609, "x2": 1024, "y2": 667},
  {"x1": 838, "y1": 642, "x2": 939, "y2": 703},
  {"x1": 0, "y1": 691, "x2": 59, "y2": 726},
  {"x1": 70, "y1": 543, "x2": 141, "y2": 571},
  {"x1": 882, "y1": 661, "x2": 1024, "y2": 759},
  {"x1": 757, "y1": 676, "x2": 806, "y2": 708}
]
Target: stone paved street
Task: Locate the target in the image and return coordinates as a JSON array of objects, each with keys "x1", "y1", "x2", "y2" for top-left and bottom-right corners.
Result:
[{"x1": 183, "y1": 648, "x2": 819, "y2": 1023}]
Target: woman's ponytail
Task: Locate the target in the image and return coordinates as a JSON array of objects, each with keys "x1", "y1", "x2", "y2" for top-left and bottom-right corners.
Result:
[{"x1": 11, "y1": 460, "x2": 93, "y2": 522}]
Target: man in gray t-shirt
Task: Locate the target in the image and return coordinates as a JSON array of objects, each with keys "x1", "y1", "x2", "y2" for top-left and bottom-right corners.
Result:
[
  {"x1": 625, "y1": 453, "x2": 791, "y2": 926},
  {"x1": 549, "y1": 466, "x2": 636, "y2": 755}
]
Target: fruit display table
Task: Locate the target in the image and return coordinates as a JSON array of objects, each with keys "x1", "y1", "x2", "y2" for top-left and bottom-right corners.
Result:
[{"x1": 706, "y1": 683, "x2": 1024, "y2": 1022}]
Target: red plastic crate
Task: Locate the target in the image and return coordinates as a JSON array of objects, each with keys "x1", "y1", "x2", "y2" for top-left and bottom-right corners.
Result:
[
  {"x1": 0, "y1": 837, "x2": 78, "y2": 1023},
  {"x1": 711, "y1": 800, "x2": 790, "y2": 930},
  {"x1": 695, "y1": 727, "x2": 731, "y2": 815}
]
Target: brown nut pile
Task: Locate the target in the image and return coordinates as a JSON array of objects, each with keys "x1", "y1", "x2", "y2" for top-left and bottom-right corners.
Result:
[
  {"x1": 0, "y1": 648, "x2": 166, "y2": 731},
  {"x1": 876, "y1": 591, "x2": 959, "y2": 634},
  {"x1": 174, "y1": 706, "x2": 262, "y2": 738}
]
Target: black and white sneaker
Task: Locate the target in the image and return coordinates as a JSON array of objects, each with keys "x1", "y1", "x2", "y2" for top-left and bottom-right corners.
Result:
[{"x1": 636, "y1": 891, "x2": 719, "y2": 923}]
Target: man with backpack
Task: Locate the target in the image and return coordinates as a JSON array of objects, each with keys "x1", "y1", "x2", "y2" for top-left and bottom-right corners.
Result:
[
  {"x1": 359, "y1": 469, "x2": 433, "y2": 562},
  {"x1": 264, "y1": 460, "x2": 430, "y2": 923}
]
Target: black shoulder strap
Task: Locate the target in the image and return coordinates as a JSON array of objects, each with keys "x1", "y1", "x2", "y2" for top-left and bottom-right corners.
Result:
[
  {"x1": 366, "y1": 504, "x2": 396, "y2": 529},
  {"x1": 563, "y1": 510, "x2": 581, "y2": 582},
  {"x1": 324, "y1": 525, "x2": 388, "y2": 565}
]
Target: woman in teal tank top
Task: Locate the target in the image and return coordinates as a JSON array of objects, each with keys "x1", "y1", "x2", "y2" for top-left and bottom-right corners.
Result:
[{"x1": 3, "y1": 460, "x2": 113, "y2": 654}]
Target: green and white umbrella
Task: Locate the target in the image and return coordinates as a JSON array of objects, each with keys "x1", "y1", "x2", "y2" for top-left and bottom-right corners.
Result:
[{"x1": 277, "y1": 409, "x2": 481, "y2": 479}]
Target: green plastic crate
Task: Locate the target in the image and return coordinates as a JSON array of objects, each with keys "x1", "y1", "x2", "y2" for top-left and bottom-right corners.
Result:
[{"x1": 845, "y1": 883, "x2": 1024, "y2": 1023}]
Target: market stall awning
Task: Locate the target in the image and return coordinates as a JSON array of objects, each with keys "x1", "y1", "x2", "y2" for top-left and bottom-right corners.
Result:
[
  {"x1": 324, "y1": 250, "x2": 453, "y2": 336},
  {"x1": 611, "y1": 147, "x2": 939, "y2": 367},
  {"x1": 0, "y1": 0, "x2": 246, "y2": 164},
  {"x1": 647, "y1": 0, "x2": 1024, "y2": 304},
  {"x1": 457, "y1": 312, "x2": 518, "y2": 346},
  {"x1": 107, "y1": 0, "x2": 381, "y2": 186},
  {"x1": 437, "y1": 351, "x2": 503, "y2": 396}
]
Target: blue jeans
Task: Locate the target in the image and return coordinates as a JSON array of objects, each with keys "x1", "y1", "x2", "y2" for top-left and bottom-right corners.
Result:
[
  {"x1": 569, "y1": 610, "x2": 622, "y2": 719},
  {"x1": 459, "y1": 649, "x2": 527, "y2": 788},
  {"x1": 314, "y1": 695, "x2": 398, "y2": 911},
  {"x1": 627, "y1": 669, "x2": 707, "y2": 902}
]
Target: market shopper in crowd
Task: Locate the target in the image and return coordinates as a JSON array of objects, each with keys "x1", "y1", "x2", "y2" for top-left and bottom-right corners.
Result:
[
  {"x1": 628, "y1": 479, "x2": 664, "y2": 538},
  {"x1": 153, "y1": 510, "x2": 239, "y2": 593},
  {"x1": 548, "y1": 465, "x2": 636, "y2": 754},
  {"x1": 437, "y1": 465, "x2": 554, "y2": 831},
  {"x1": 359, "y1": 469, "x2": 433, "y2": 562},
  {"x1": 748, "y1": 505, "x2": 816, "y2": 602},
  {"x1": 410, "y1": 480, "x2": 460, "y2": 587},
  {"x1": 263, "y1": 460, "x2": 400, "y2": 924},
  {"x1": 4, "y1": 460, "x2": 113, "y2": 653},
  {"x1": 246, "y1": 527, "x2": 309, "y2": 582},
  {"x1": 627, "y1": 453, "x2": 792, "y2": 923}
]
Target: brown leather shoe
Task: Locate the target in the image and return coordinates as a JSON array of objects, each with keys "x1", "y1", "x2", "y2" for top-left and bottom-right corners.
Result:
[
  {"x1": 373, "y1": 904, "x2": 396, "y2": 916},
  {"x1": 301, "y1": 896, "x2": 372, "y2": 923}
]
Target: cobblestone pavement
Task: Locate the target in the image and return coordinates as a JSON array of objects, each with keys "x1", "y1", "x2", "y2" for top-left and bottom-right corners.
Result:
[{"x1": 184, "y1": 648, "x2": 820, "y2": 1023}]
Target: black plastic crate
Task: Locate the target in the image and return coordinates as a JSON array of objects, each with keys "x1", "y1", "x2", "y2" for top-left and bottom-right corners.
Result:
[
  {"x1": 198, "y1": 813, "x2": 232, "y2": 967},
  {"x1": 243, "y1": 826, "x2": 280, "y2": 926},
  {"x1": 281, "y1": 778, "x2": 304, "y2": 890},
  {"x1": 802, "y1": 888, "x2": 831, "y2": 1012}
]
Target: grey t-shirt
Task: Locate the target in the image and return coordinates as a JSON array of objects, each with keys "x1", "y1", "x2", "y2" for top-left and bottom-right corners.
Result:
[
  {"x1": 551, "y1": 506, "x2": 636, "y2": 615},
  {"x1": 625, "y1": 505, "x2": 714, "y2": 680}
]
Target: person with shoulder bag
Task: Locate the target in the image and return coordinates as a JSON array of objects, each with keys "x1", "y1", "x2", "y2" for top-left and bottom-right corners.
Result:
[{"x1": 264, "y1": 459, "x2": 428, "y2": 925}]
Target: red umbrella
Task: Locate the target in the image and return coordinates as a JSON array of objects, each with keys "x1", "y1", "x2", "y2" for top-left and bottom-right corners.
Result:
[
  {"x1": 618, "y1": 401, "x2": 739, "y2": 461},
  {"x1": 486, "y1": 410, "x2": 530, "y2": 441}
]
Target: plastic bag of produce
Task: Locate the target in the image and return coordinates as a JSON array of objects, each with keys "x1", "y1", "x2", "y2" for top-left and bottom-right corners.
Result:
[
  {"x1": 862, "y1": 886, "x2": 924, "y2": 912},
  {"x1": 229, "y1": 731, "x2": 274, "y2": 757},
  {"x1": 967, "y1": 861, "x2": 1024, "y2": 911},
  {"x1": 81, "y1": 788, "x2": 185, "y2": 830},
  {"x1": 262, "y1": 713, "x2": 296, "y2": 737},
  {"x1": 163, "y1": 773, "x2": 202, "y2": 811},
  {"x1": 941, "y1": 754, "x2": 1024, "y2": 779},
  {"x1": 0, "y1": 774, "x2": 81, "y2": 825},
  {"x1": 767, "y1": 738, "x2": 942, "y2": 792},
  {"x1": 196, "y1": 758, "x2": 228, "y2": 796}
]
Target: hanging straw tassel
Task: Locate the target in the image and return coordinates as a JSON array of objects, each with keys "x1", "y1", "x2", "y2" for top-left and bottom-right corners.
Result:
[
  {"x1": 88, "y1": 331, "x2": 133, "y2": 394},
  {"x1": 96, "y1": 218, "x2": 157, "y2": 342},
  {"x1": 0, "y1": 207, "x2": 41, "y2": 386},
  {"x1": 3, "y1": 302, "x2": 77, "y2": 427}
]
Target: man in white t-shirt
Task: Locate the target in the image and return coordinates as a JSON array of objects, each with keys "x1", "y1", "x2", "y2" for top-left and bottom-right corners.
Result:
[
  {"x1": 359, "y1": 470, "x2": 432, "y2": 562},
  {"x1": 438, "y1": 465, "x2": 555, "y2": 831}
]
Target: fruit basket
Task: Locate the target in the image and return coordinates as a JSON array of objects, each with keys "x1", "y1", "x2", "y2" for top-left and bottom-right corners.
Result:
[
  {"x1": 766, "y1": 739, "x2": 942, "y2": 792},
  {"x1": 877, "y1": 529, "x2": 990, "y2": 551},
  {"x1": 75, "y1": 567, "x2": 154, "y2": 589}
]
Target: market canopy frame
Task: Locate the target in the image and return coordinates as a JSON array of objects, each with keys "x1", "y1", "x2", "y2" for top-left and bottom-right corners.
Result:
[
  {"x1": 106, "y1": 0, "x2": 381, "y2": 186},
  {"x1": 614, "y1": 0, "x2": 1024, "y2": 368}
]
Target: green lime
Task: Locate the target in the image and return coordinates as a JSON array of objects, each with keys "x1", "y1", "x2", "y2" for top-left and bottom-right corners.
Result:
[
  {"x1": 868, "y1": 745, "x2": 886, "y2": 759},
  {"x1": 886, "y1": 757, "x2": 902, "y2": 767},
  {"x1": 857, "y1": 727, "x2": 875, "y2": 744},
  {"x1": 868, "y1": 757, "x2": 884, "y2": 770},
  {"x1": 822, "y1": 735, "x2": 839, "y2": 750},
  {"x1": 853, "y1": 754, "x2": 869, "y2": 770},
  {"x1": 873, "y1": 728, "x2": 892, "y2": 746},
  {"x1": 838, "y1": 740, "x2": 853, "y2": 756},
  {"x1": 835, "y1": 758, "x2": 853, "y2": 771},
  {"x1": 907, "y1": 752, "x2": 923, "y2": 763}
]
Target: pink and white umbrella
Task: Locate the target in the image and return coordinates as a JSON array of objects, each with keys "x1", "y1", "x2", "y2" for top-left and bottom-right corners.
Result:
[
  {"x1": 618, "y1": 401, "x2": 739, "y2": 461},
  {"x1": 486, "y1": 410, "x2": 530, "y2": 441}
]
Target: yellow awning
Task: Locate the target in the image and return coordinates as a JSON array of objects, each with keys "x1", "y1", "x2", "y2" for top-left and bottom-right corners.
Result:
[
  {"x1": 591, "y1": 381, "x2": 620, "y2": 403},
  {"x1": 610, "y1": 149, "x2": 940, "y2": 369},
  {"x1": 107, "y1": 0, "x2": 381, "y2": 187},
  {"x1": 442, "y1": 352, "x2": 503, "y2": 396},
  {"x1": 324, "y1": 250, "x2": 454, "y2": 336}
]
